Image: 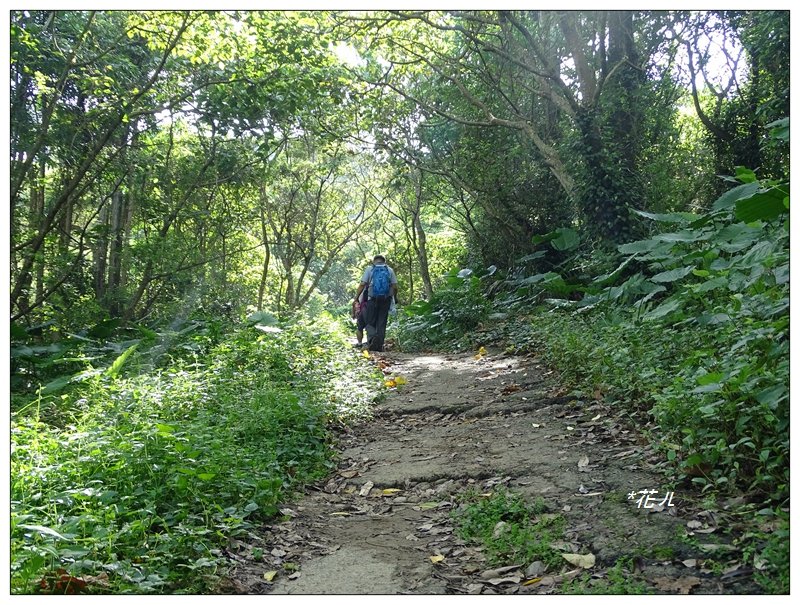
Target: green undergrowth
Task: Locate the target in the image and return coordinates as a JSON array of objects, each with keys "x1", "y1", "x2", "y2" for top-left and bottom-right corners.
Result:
[
  {"x1": 11, "y1": 314, "x2": 381, "y2": 594},
  {"x1": 452, "y1": 487, "x2": 568, "y2": 571}
]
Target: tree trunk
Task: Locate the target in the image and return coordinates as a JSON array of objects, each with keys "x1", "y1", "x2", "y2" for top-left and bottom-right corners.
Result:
[
  {"x1": 412, "y1": 172, "x2": 433, "y2": 299},
  {"x1": 258, "y1": 207, "x2": 271, "y2": 311},
  {"x1": 93, "y1": 203, "x2": 109, "y2": 299},
  {"x1": 107, "y1": 190, "x2": 126, "y2": 315}
]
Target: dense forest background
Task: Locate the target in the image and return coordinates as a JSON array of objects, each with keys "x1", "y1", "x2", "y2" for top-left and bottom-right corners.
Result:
[{"x1": 9, "y1": 10, "x2": 789, "y2": 594}]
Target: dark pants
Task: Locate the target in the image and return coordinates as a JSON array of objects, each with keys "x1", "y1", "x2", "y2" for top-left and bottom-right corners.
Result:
[{"x1": 365, "y1": 296, "x2": 391, "y2": 351}]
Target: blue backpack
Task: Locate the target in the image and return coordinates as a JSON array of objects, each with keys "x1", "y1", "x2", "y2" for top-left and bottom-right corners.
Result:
[{"x1": 371, "y1": 264, "x2": 391, "y2": 298}]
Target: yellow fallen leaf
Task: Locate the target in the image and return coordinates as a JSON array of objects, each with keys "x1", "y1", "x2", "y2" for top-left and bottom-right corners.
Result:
[
  {"x1": 418, "y1": 501, "x2": 439, "y2": 510},
  {"x1": 430, "y1": 554, "x2": 445, "y2": 564},
  {"x1": 362, "y1": 350, "x2": 370, "y2": 358},
  {"x1": 522, "y1": 578, "x2": 541, "y2": 586},
  {"x1": 384, "y1": 379, "x2": 397, "y2": 388},
  {"x1": 263, "y1": 570, "x2": 278, "y2": 582},
  {"x1": 394, "y1": 376, "x2": 407, "y2": 385},
  {"x1": 329, "y1": 511, "x2": 351, "y2": 516},
  {"x1": 561, "y1": 553, "x2": 595, "y2": 569},
  {"x1": 382, "y1": 488, "x2": 402, "y2": 495}
]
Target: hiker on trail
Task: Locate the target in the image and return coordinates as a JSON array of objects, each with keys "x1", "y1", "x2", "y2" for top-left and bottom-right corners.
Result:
[
  {"x1": 351, "y1": 279, "x2": 369, "y2": 348},
  {"x1": 353, "y1": 254, "x2": 398, "y2": 352}
]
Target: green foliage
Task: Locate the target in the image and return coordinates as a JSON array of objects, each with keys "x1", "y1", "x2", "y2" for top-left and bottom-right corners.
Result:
[
  {"x1": 562, "y1": 557, "x2": 651, "y2": 595},
  {"x1": 452, "y1": 488, "x2": 566, "y2": 570},
  {"x1": 10, "y1": 316, "x2": 380, "y2": 593},
  {"x1": 394, "y1": 267, "x2": 493, "y2": 351}
]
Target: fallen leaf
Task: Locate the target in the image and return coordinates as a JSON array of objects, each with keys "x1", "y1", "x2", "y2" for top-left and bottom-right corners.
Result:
[
  {"x1": 384, "y1": 379, "x2": 397, "y2": 388},
  {"x1": 329, "y1": 511, "x2": 350, "y2": 516},
  {"x1": 394, "y1": 376, "x2": 408, "y2": 385},
  {"x1": 430, "y1": 554, "x2": 445, "y2": 564},
  {"x1": 418, "y1": 501, "x2": 439, "y2": 510},
  {"x1": 577, "y1": 455, "x2": 589, "y2": 468},
  {"x1": 699, "y1": 543, "x2": 737, "y2": 553},
  {"x1": 362, "y1": 350, "x2": 370, "y2": 358},
  {"x1": 522, "y1": 578, "x2": 541, "y2": 586},
  {"x1": 480, "y1": 564, "x2": 522, "y2": 579},
  {"x1": 531, "y1": 423, "x2": 542, "y2": 428},
  {"x1": 525, "y1": 561, "x2": 546, "y2": 577},
  {"x1": 338, "y1": 470, "x2": 359, "y2": 478},
  {"x1": 653, "y1": 575, "x2": 700, "y2": 594},
  {"x1": 561, "y1": 553, "x2": 595, "y2": 569},
  {"x1": 263, "y1": 570, "x2": 278, "y2": 582},
  {"x1": 687, "y1": 520, "x2": 703, "y2": 529},
  {"x1": 466, "y1": 583, "x2": 483, "y2": 595},
  {"x1": 382, "y1": 488, "x2": 401, "y2": 496},
  {"x1": 681, "y1": 559, "x2": 697, "y2": 568},
  {"x1": 486, "y1": 574, "x2": 522, "y2": 585},
  {"x1": 359, "y1": 481, "x2": 374, "y2": 496},
  {"x1": 287, "y1": 571, "x2": 301, "y2": 580}
]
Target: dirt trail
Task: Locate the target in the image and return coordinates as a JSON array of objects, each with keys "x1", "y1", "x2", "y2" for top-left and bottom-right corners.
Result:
[{"x1": 223, "y1": 350, "x2": 757, "y2": 595}]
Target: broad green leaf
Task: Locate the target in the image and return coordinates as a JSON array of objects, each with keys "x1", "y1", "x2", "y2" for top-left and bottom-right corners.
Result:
[
  {"x1": 551, "y1": 227, "x2": 580, "y2": 251},
  {"x1": 696, "y1": 372, "x2": 724, "y2": 386},
  {"x1": 592, "y1": 256, "x2": 637, "y2": 287},
  {"x1": 517, "y1": 251, "x2": 547, "y2": 263},
  {"x1": 106, "y1": 343, "x2": 139, "y2": 378},
  {"x1": 696, "y1": 277, "x2": 728, "y2": 293},
  {"x1": 651, "y1": 266, "x2": 694, "y2": 283},
  {"x1": 766, "y1": 117, "x2": 789, "y2": 141},
  {"x1": 755, "y1": 385, "x2": 788, "y2": 409},
  {"x1": 247, "y1": 310, "x2": 279, "y2": 326},
  {"x1": 18, "y1": 524, "x2": 68, "y2": 541},
  {"x1": 711, "y1": 182, "x2": 760, "y2": 211},
  {"x1": 734, "y1": 166, "x2": 757, "y2": 183},
  {"x1": 40, "y1": 374, "x2": 74, "y2": 395},
  {"x1": 643, "y1": 298, "x2": 682, "y2": 321},
  {"x1": 632, "y1": 209, "x2": 698, "y2": 223},
  {"x1": 618, "y1": 238, "x2": 660, "y2": 254},
  {"x1": 654, "y1": 230, "x2": 710, "y2": 243},
  {"x1": 735, "y1": 188, "x2": 788, "y2": 222}
]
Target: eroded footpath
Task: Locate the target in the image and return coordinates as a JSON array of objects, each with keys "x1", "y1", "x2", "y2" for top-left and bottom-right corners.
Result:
[{"x1": 221, "y1": 350, "x2": 758, "y2": 595}]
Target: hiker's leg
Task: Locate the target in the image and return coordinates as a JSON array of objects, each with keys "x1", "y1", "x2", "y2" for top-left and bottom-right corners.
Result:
[
  {"x1": 364, "y1": 299, "x2": 378, "y2": 343},
  {"x1": 370, "y1": 297, "x2": 390, "y2": 351},
  {"x1": 356, "y1": 310, "x2": 367, "y2": 345}
]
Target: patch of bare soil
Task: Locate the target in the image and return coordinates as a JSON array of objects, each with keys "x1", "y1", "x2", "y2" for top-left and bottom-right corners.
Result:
[{"x1": 220, "y1": 350, "x2": 760, "y2": 595}]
